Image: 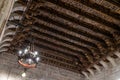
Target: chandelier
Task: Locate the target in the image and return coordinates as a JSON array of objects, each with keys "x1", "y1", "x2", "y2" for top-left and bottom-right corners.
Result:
[
  {"x1": 16, "y1": 27, "x2": 40, "y2": 77},
  {"x1": 17, "y1": 42, "x2": 40, "y2": 68}
]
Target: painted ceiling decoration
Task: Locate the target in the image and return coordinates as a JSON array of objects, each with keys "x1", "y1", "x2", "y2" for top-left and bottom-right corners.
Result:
[{"x1": 0, "y1": 0, "x2": 120, "y2": 77}]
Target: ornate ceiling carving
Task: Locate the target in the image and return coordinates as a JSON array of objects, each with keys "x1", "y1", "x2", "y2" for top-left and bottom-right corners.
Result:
[{"x1": 1, "y1": 0, "x2": 120, "y2": 76}]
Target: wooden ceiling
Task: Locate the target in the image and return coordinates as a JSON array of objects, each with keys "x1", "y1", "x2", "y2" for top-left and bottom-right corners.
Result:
[{"x1": 6, "y1": 0, "x2": 120, "y2": 74}]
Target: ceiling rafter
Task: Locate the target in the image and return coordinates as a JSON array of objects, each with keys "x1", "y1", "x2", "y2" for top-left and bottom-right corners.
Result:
[
  {"x1": 44, "y1": 0, "x2": 120, "y2": 31},
  {"x1": 37, "y1": 6, "x2": 120, "y2": 40},
  {"x1": 4, "y1": 0, "x2": 120, "y2": 74},
  {"x1": 32, "y1": 24, "x2": 101, "y2": 56},
  {"x1": 105, "y1": 0, "x2": 120, "y2": 7},
  {"x1": 29, "y1": 10, "x2": 116, "y2": 48},
  {"x1": 75, "y1": 0, "x2": 120, "y2": 20}
]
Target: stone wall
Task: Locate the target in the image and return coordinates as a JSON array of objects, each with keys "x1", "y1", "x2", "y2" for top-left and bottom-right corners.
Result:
[
  {"x1": 0, "y1": 0, "x2": 14, "y2": 27},
  {"x1": 86, "y1": 57, "x2": 120, "y2": 80},
  {"x1": 0, "y1": 53, "x2": 85, "y2": 80},
  {"x1": 0, "y1": 0, "x2": 14, "y2": 42}
]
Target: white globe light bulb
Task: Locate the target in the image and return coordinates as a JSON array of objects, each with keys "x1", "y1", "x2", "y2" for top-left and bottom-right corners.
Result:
[
  {"x1": 36, "y1": 57, "x2": 40, "y2": 62},
  {"x1": 34, "y1": 51, "x2": 38, "y2": 56},
  {"x1": 24, "y1": 49, "x2": 28, "y2": 53},
  {"x1": 22, "y1": 72, "x2": 26, "y2": 77},
  {"x1": 27, "y1": 58, "x2": 32, "y2": 64},
  {"x1": 18, "y1": 50, "x2": 22, "y2": 55}
]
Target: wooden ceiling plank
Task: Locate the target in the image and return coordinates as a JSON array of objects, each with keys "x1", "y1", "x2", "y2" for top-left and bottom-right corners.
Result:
[
  {"x1": 8, "y1": 0, "x2": 120, "y2": 73},
  {"x1": 32, "y1": 25, "x2": 101, "y2": 56},
  {"x1": 75, "y1": 0, "x2": 120, "y2": 20},
  {"x1": 31, "y1": 32, "x2": 92, "y2": 56},
  {"x1": 31, "y1": 17, "x2": 107, "y2": 53},
  {"x1": 35, "y1": 15, "x2": 110, "y2": 49},
  {"x1": 41, "y1": 58, "x2": 80, "y2": 73},
  {"x1": 56, "y1": 0, "x2": 120, "y2": 27},
  {"x1": 105, "y1": 0, "x2": 120, "y2": 7},
  {"x1": 35, "y1": 42, "x2": 76, "y2": 61},
  {"x1": 41, "y1": 52, "x2": 74, "y2": 65},
  {"x1": 38, "y1": 5, "x2": 119, "y2": 35},
  {"x1": 36, "y1": 10, "x2": 113, "y2": 39},
  {"x1": 45, "y1": 0, "x2": 120, "y2": 31},
  {"x1": 38, "y1": 6, "x2": 120, "y2": 41},
  {"x1": 31, "y1": 43, "x2": 77, "y2": 62},
  {"x1": 32, "y1": 10, "x2": 115, "y2": 48},
  {"x1": 39, "y1": 53, "x2": 77, "y2": 67},
  {"x1": 33, "y1": 38, "x2": 90, "y2": 65},
  {"x1": 33, "y1": 38, "x2": 83, "y2": 57},
  {"x1": 8, "y1": 20, "x2": 98, "y2": 60},
  {"x1": 31, "y1": 32, "x2": 95, "y2": 63}
]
